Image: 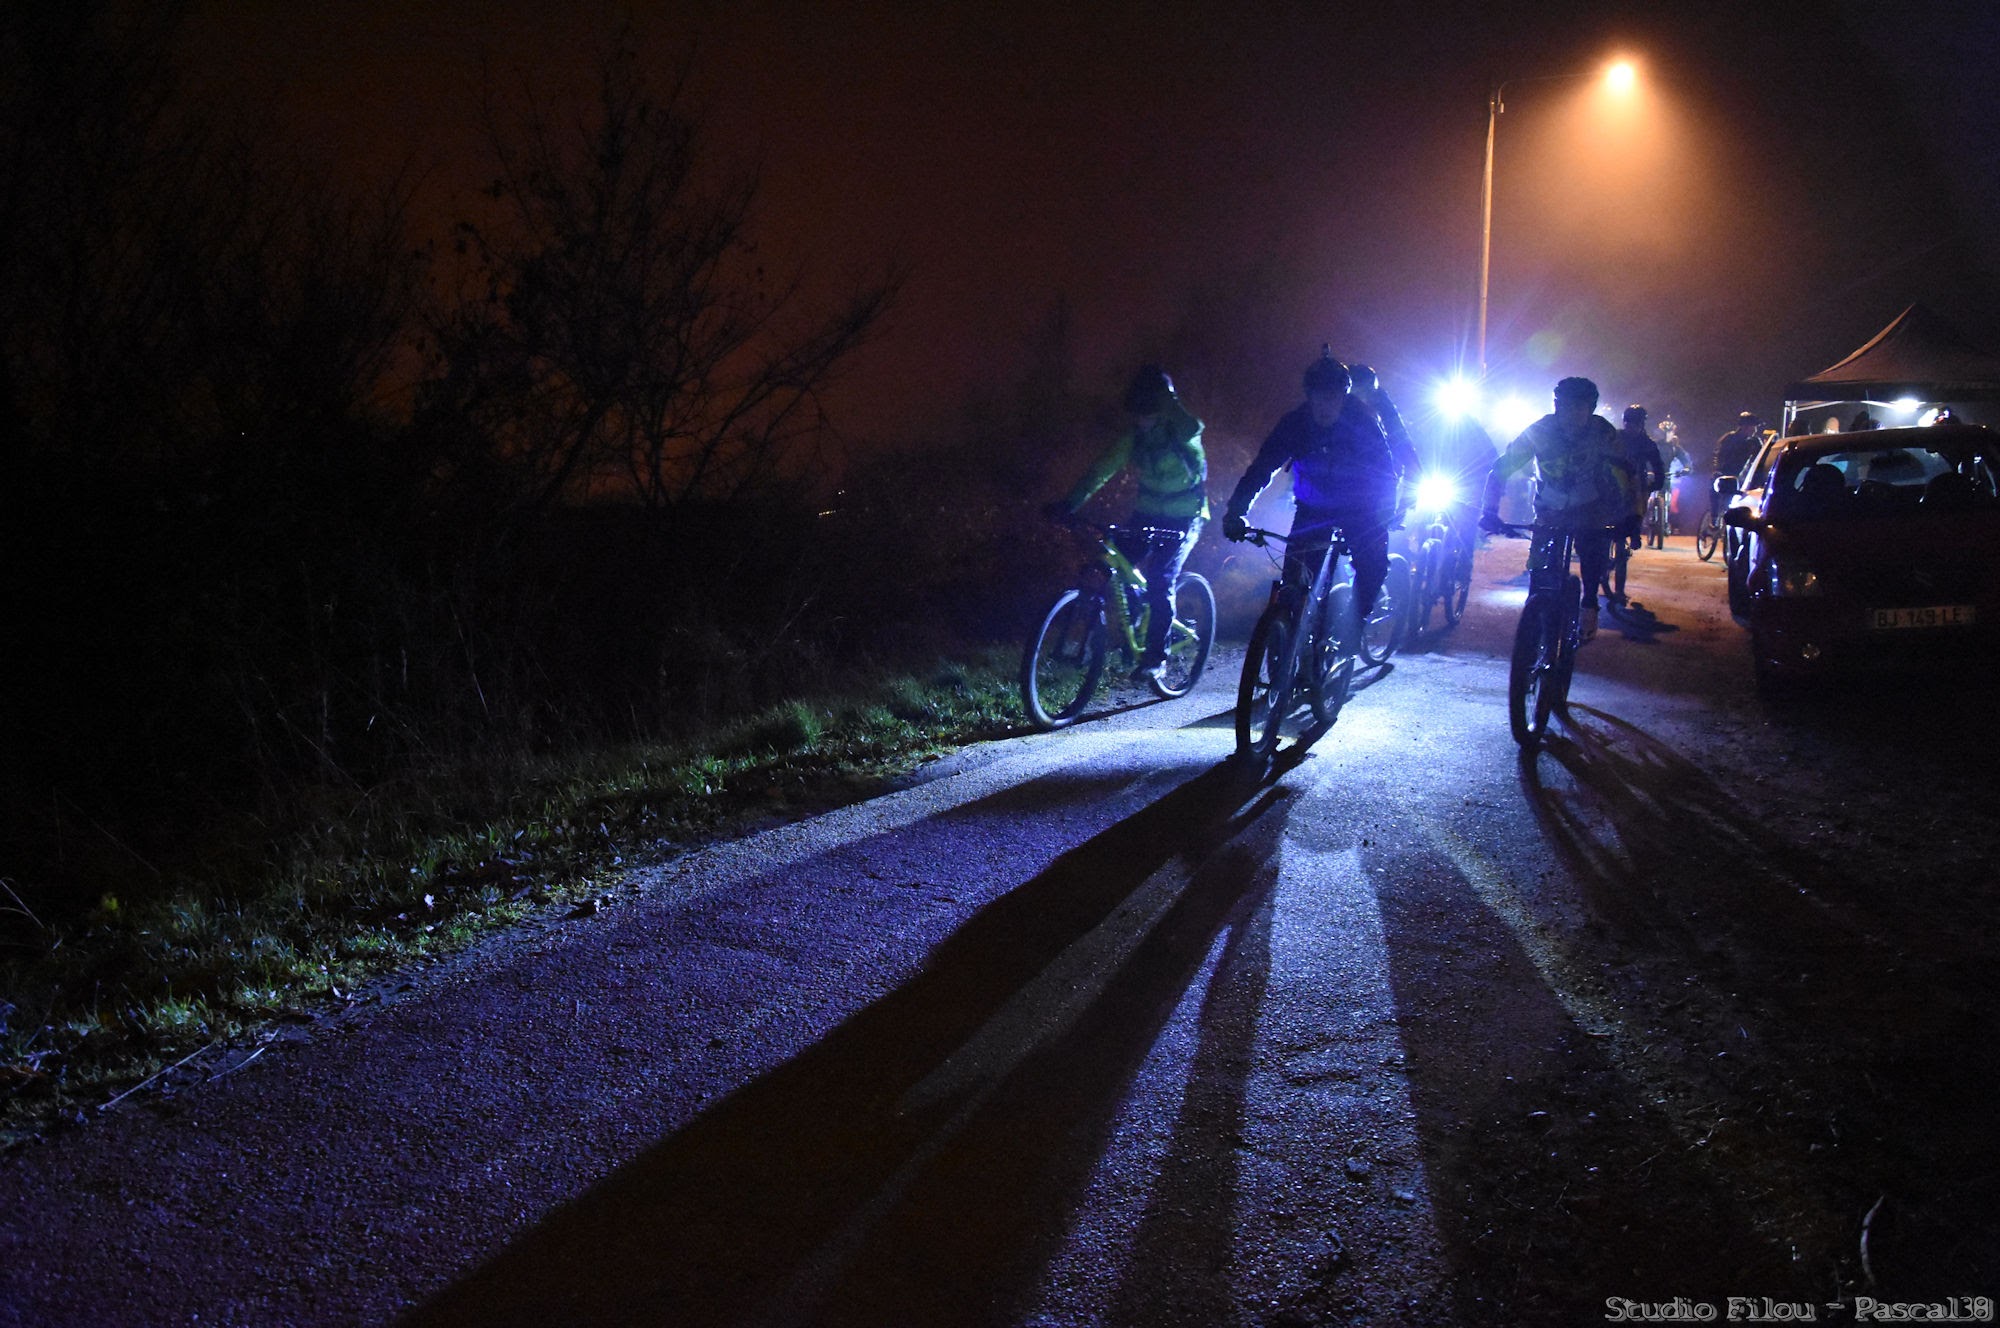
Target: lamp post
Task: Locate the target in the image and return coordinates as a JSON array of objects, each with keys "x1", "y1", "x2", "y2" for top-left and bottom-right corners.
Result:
[{"x1": 1476, "y1": 60, "x2": 1639, "y2": 382}]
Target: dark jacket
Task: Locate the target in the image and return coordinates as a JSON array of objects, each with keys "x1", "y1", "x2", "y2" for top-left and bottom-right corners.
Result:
[
  {"x1": 1713, "y1": 427, "x2": 1758, "y2": 477},
  {"x1": 1225, "y1": 400, "x2": 1398, "y2": 519}
]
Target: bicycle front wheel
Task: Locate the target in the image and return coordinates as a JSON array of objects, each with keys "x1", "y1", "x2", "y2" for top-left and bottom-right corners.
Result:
[
  {"x1": 1442, "y1": 537, "x2": 1472, "y2": 626},
  {"x1": 1149, "y1": 573, "x2": 1216, "y2": 699},
  {"x1": 1021, "y1": 589, "x2": 1106, "y2": 730},
  {"x1": 1358, "y1": 554, "x2": 1409, "y2": 665},
  {"x1": 1695, "y1": 514, "x2": 1721, "y2": 561},
  {"x1": 1308, "y1": 581, "x2": 1357, "y2": 727},
  {"x1": 1508, "y1": 597, "x2": 1558, "y2": 749},
  {"x1": 1236, "y1": 603, "x2": 1299, "y2": 760}
]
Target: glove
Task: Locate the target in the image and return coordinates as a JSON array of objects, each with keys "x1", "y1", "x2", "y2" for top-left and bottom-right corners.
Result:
[
  {"x1": 1619, "y1": 512, "x2": 1642, "y2": 542},
  {"x1": 1222, "y1": 512, "x2": 1249, "y2": 542},
  {"x1": 1041, "y1": 499, "x2": 1072, "y2": 522},
  {"x1": 1478, "y1": 510, "x2": 1506, "y2": 535}
]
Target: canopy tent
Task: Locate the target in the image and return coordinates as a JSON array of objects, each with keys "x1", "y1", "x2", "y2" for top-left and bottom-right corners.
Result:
[{"x1": 1783, "y1": 304, "x2": 2000, "y2": 433}]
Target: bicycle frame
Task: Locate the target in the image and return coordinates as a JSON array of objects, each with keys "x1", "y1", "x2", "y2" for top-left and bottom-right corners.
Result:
[
  {"x1": 1075, "y1": 523, "x2": 1189, "y2": 661},
  {"x1": 1234, "y1": 522, "x2": 1355, "y2": 757}
]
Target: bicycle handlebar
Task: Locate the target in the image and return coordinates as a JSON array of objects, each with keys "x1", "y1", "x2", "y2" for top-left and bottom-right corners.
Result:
[
  {"x1": 1488, "y1": 520, "x2": 1623, "y2": 541},
  {"x1": 1047, "y1": 514, "x2": 1188, "y2": 543}
]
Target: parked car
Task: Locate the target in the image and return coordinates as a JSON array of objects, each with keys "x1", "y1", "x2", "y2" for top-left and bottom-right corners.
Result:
[
  {"x1": 1722, "y1": 431, "x2": 1787, "y2": 614},
  {"x1": 1725, "y1": 424, "x2": 2000, "y2": 692}
]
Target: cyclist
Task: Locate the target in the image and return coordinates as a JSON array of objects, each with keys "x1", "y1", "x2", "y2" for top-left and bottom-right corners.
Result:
[
  {"x1": 1348, "y1": 362, "x2": 1419, "y2": 518},
  {"x1": 1604, "y1": 404, "x2": 1665, "y2": 605},
  {"x1": 1711, "y1": 411, "x2": 1761, "y2": 522},
  {"x1": 1417, "y1": 409, "x2": 1497, "y2": 591},
  {"x1": 1044, "y1": 363, "x2": 1208, "y2": 684},
  {"x1": 1479, "y1": 376, "x2": 1635, "y2": 643},
  {"x1": 1221, "y1": 347, "x2": 1398, "y2": 622}
]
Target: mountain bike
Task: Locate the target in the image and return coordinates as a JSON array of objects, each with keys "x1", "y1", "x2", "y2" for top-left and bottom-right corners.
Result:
[
  {"x1": 1233, "y1": 524, "x2": 1359, "y2": 760},
  {"x1": 1407, "y1": 472, "x2": 1472, "y2": 636},
  {"x1": 1491, "y1": 519, "x2": 1620, "y2": 751},
  {"x1": 1021, "y1": 521, "x2": 1217, "y2": 730}
]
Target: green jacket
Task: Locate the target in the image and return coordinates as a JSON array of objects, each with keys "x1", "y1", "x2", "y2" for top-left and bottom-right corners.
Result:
[{"x1": 1063, "y1": 399, "x2": 1209, "y2": 521}]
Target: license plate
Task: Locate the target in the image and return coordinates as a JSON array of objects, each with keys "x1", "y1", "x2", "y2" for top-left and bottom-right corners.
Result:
[{"x1": 1868, "y1": 604, "x2": 1976, "y2": 630}]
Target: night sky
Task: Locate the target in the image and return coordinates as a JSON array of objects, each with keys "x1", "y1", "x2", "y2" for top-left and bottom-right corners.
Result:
[{"x1": 189, "y1": 0, "x2": 2000, "y2": 452}]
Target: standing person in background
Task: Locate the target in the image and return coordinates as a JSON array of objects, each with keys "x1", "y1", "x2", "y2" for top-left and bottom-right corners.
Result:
[
  {"x1": 1044, "y1": 364, "x2": 1207, "y2": 684},
  {"x1": 1711, "y1": 411, "x2": 1762, "y2": 522}
]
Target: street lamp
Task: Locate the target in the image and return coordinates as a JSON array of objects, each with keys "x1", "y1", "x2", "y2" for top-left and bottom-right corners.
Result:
[{"x1": 1476, "y1": 59, "x2": 1640, "y2": 381}]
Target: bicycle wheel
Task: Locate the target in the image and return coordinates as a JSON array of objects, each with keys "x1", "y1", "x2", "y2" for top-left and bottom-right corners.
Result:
[
  {"x1": 1308, "y1": 581, "x2": 1357, "y2": 726},
  {"x1": 1021, "y1": 589, "x2": 1106, "y2": 730},
  {"x1": 1695, "y1": 512, "x2": 1721, "y2": 561},
  {"x1": 1441, "y1": 536, "x2": 1472, "y2": 626},
  {"x1": 1552, "y1": 574, "x2": 1581, "y2": 716},
  {"x1": 1507, "y1": 597, "x2": 1558, "y2": 749},
  {"x1": 1357, "y1": 553, "x2": 1408, "y2": 665},
  {"x1": 1236, "y1": 602, "x2": 1299, "y2": 759},
  {"x1": 1409, "y1": 538, "x2": 1438, "y2": 636},
  {"x1": 1149, "y1": 573, "x2": 1216, "y2": 699}
]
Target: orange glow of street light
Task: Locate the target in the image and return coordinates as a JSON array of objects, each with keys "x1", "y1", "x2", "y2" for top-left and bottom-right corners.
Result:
[{"x1": 1606, "y1": 60, "x2": 1638, "y2": 94}]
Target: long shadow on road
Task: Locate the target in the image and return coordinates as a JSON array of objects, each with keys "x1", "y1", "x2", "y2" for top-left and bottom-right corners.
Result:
[
  {"x1": 1506, "y1": 706, "x2": 1999, "y2": 1297},
  {"x1": 408, "y1": 754, "x2": 1295, "y2": 1328}
]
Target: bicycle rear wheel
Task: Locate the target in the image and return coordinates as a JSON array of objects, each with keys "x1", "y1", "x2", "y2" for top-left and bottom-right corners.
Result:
[
  {"x1": 1149, "y1": 574, "x2": 1216, "y2": 699},
  {"x1": 1508, "y1": 597, "x2": 1558, "y2": 749},
  {"x1": 1308, "y1": 581, "x2": 1357, "y2": 726},
  {"x1": 1357, "y1": 554, "x2": 1408, "y2": 665},
  {"x1": 1235, "y1": 603, "x2": 1298, "y2": 759},
  {"x1": 1021, "y1": 589, "x2": 1106, "y2": 730}
]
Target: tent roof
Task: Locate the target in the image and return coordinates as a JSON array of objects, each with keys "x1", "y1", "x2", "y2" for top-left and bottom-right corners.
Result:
[{"x1": 1784, "y1": 304, "x2": 2000, "y2": 403}]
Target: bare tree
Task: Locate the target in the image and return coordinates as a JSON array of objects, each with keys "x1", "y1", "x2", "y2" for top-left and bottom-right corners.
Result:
[{"x1": 428, "y1": 39, "x2": 899, "y2": 513}]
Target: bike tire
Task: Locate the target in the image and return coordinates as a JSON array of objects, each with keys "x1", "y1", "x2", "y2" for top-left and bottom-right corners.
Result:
[
  {"x1": 1552, "y1": 574, "x2": 1582, "y2": 717},
  {"x1": 1442, "y1": 538, "x2": 1471, "y2": 626},
  {"x1": 1695, "y1": 515, "x2": 1720, "y2": 561},
  {"x1": 1235, "y1": 603, "x2": 1298, "y2": 760},
  {"x1": 1357, "y1": 554, "x2": 1409, "y2": 665},
  {"x1": 1149, "y1": 573, "x2": 1216, "y2": 699},
  {"x1": 1410, "y1": 539, "x2": 1439, "y2": 636},
  {"x1": 1021, "y1": 589, "x2": 1106, "y2": 730},
  {"x1": 1308, "y1": 581, "x2": 1357, "y2": 727},
  {"x1": 1508, "y1": 597, "x2": 1555, "y2": 749}
]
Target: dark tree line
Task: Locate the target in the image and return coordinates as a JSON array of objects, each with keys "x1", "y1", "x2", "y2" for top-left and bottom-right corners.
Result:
[{"x1": 0, "y1": 8, "x2": 908, "y2": 916}]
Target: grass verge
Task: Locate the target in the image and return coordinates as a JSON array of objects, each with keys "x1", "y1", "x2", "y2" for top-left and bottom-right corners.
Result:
[{"x1": 0, "y1": 650, "x2": 1025, "y2": 1148}]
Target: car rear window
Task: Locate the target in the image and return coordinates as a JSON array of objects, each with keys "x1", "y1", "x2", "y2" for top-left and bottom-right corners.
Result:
[{"x1": 1769, "y1": 442, "x2": 2000, "y2": 519}]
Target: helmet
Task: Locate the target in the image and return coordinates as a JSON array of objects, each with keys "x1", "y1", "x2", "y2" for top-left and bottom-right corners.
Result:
[
  {"x1": 1737, "y1": 410, "x2": 1759, "y2": 425},
  {"x1": 1122, "y1": 364, "x2": 1174, "y2": 415},
  {"x1": 1623, "y1": 403, "x2": 1647, "y2": 425},
  {"x1": 1348, "y1": 362, "x2": 1380, "y2": 395},
  {"x1": 1553, "y1": 376, "x2": 1599, "y2": 407},
  {"x1": 1303, "y1": 346, "x2": 1350, "y2": 395}
]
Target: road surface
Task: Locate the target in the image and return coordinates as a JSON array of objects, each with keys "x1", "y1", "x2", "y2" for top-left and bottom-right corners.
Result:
[{"x1": 3, "y1": 535, "x2": 1995, "y2": 1326}]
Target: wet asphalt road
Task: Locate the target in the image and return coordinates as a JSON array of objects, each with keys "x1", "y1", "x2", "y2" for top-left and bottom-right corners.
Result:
[{"x1": 4, "y1": 535, "x2": 1995, "y2": 1326}]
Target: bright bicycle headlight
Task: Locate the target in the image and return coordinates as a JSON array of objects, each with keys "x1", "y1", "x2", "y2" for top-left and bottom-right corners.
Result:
[{"x1": 1414, "y1": 472, "x2": 1459, "y2": 512}]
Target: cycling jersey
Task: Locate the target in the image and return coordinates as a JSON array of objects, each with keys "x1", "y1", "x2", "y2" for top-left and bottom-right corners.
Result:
[
  {"x1": 1226, "y1": 401, "x2": 1398, "y2": 519},
  {"x1": 1063, "y1": 398, "x2": 1209, "y2": 521},
  {"x1": 1489, "y1": 413, "x2": 1634, "y2": 525}
]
